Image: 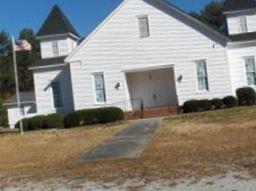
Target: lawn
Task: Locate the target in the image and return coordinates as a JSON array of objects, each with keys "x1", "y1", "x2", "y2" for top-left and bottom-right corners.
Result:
[
  {"x1": 1, "y1": 107, "x2": 256, "y2": 184},
  {"x1": 0, "y1": 123, "x2": 124, "y2": 176}
]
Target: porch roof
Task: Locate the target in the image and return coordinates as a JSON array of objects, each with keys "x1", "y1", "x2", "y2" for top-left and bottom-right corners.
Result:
[
  {"x1": 4, "y1": 91, "x2": 35, "y2": 106},
  {"x1": 29, "y1": 56, "x2": 67, "y2": 70}
]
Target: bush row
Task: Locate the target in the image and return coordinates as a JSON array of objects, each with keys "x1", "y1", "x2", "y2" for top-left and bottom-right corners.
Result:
[
  {"x1": 15, "y1": 107, "x2": 124, "y2": 131},
  {"x1": 15, "y1": 114, "x2": 64, "y2": 131},
  {"x1": 64, "y1": 107, "x2": 124, "y2": 128},
  {"x1": 183, "y1": 87, "x2": 256, "y2": 113}
]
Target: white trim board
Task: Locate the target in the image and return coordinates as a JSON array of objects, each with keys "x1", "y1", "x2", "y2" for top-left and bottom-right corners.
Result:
[{"x1": 122, "y1": 64, "x2": 174, "y2": 73}]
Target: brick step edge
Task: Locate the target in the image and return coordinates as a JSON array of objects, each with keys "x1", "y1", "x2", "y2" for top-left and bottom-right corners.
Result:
[{"x1": 124, "y1": 107, "x2": 179, "y2": 120}]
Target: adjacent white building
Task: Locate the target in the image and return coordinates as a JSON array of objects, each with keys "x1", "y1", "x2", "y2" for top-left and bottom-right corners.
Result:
[{"x1": 5, "y1": 0, "x2": 256, "y2": 128}]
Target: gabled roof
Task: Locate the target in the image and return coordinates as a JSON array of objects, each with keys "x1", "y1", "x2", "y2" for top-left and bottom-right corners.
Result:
[
  {"x1": 224, "y1": 0, "x2": 256, "y2": 13},
  {"x1": 37, "y1": 5, "x2": 79, "y2": 38},
  {"x1": 66, "y1": 0, "x2": 230, "y2": 62},
  {"x1": 4, "y1": 91, "x2": 35, "y2": 106},
  {"x1": 145, "y1": 0, "x2": 229, "y2": 43},
  {"x1": 29, "y1": 56, "x2": 67, "y2": 70}
]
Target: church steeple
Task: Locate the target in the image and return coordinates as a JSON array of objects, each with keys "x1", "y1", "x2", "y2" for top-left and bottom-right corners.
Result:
[
  {"x1": 36, "y1": 5, "x2": 80, "y2": 59},
  {"x1": 37, "y1": 5, "x2": 79, "y2": 38}
]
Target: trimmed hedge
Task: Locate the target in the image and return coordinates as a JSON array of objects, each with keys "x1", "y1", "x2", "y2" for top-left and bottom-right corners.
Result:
[
  {"x1": 236, "y1": 87, "x2": 256, "y2": 106},
  {"x1": 223, "y1": 96, "x2": 238, "y2": 108},
  {"x1": 15, "y1": 107, "x2": 124, "y2": 131},
  {"x1": 198, "y1": 99, "x2": 211, "y2": 111},
  {"x1": 43, "y1": 114, "x2": 64, "y2": 129},
  {"x1": 64, "y1": 107, "x2": 124, "y2": 128},
  {"x1": 183, "y1": 96, "x2": 237, "y2": 113},
  {"x1": 15, "y1": 114, "x2": 64, "y2": 131},
  {"x1": 183, "y1": 99, "x2": 212, "y2": 113},
  {"x1": 210, "y1": 98, "x2": 224, "y2": 110},
  {"x1": 183, "y1": 100, "x2": 200, "y2": 113}
]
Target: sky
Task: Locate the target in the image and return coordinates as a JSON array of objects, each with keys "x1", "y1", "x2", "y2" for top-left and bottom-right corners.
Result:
[{"x1": 0, "y1": 0, "x2": 213, "y2": 38}]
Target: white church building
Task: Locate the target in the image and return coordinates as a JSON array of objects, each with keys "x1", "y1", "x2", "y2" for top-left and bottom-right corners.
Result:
[{"x1": 5, "y1": 0, "x2": 256, "y2": 128}]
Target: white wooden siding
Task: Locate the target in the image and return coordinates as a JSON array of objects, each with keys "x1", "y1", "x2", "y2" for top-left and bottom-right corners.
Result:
[
  {"x1": 33, "y1": 65, "x2": 74, "y2": 115},
  {"x1": 40, "y1": 36, "x2": 78, "y2": 59},
  {"x1": 227, "y1": 45, "x2": 256, "y2": 94},
  {"x1": 227, "y1": 12, "x2": 256, "y2": 35},
  {"x1": 68, "y1": 0, "x2": 232, "y2": 108},
  {"x1": 7, "y1": 103, "x2": 37, "y2": 129}
]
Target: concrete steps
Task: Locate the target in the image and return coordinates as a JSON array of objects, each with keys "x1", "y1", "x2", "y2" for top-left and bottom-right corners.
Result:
[{"x1": 125, "y1": 106, "x2": 179, "y2": 120}]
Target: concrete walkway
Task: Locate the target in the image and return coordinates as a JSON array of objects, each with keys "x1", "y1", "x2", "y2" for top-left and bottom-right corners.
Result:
[{"x1": 74, "y1": 118, "x2": 160, "y2": 164}]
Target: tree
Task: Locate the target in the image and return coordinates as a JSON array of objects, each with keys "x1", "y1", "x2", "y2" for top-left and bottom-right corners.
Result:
[
  {"x1": 17, "y1": 28, "x2": 40, "y2": 91},
  {"x1": 0, "y1": 30, "x2": 13, "y2": 127},
  {"x1": 0, "y1": 30, "x2": 13, "y2": 98},
  {"x1": 0, "y1": 28, "x2": 40, "y2": 127},
  {"x1": 190, "y1": 0, "x2": 227, "y2": 34}
]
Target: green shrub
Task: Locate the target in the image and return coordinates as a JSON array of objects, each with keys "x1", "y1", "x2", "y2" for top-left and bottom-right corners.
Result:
[
  {"x1": 223, "y1": 96, "x2": 238, "y2": 108},
  {"x1": 64, "y1": 107, "x2": 124, "y2": 128},
  {"x1": 198, "y1": 99, "x2": 212, "y2": 111},
  {"x1": 15, "y1": 115, "x2": 45, "y2": 131},
  {"x1": 210, "y1": 98, "x2": 224, "y2": 110},
  {"x1": 63, "y1": 111, "x2": 83, "y2": 128},
  {"x1": 236, "y1": 87, "x2": 256, "y2": 106},
  {"x1": 0, "y1": 98, "x2": 8, "y2": 127},
  {"x1": 15, "y1": 114, "x2": 64, "y2": 131},
  {"x1": 183, "y1": 100, "x2": 200, "y2": 113},
  {"x1": 44, "y1": 114, "x2": 64, "y2": 129},
  {"x1": 96, "y1": 107, "x2": 124, "y2": 123}
]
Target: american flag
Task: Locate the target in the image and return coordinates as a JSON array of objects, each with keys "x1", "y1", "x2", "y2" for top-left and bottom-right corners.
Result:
[{"x1": 14, "y1": 40, "x2": 32, "y2": 52}]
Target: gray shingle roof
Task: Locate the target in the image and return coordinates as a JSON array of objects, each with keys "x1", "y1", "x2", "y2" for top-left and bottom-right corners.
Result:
[
  {"x1": 29, "y1": 56, "x2": 66, "y2": 69},
  {"x1": 229, "y1": 32, "x2": 256, "y2": 42},
  {"x1": 224, "y1": 0, "x2": 256, "y2": 12},
  {"x1": 4, "y1": 91, "x2": 35, "y2": 105},
  {"x1": 37, "y1": 5, "x2": 79, "y2": 37}
]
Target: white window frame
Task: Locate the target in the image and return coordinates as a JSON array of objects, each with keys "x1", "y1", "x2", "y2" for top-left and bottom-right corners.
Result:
[
  {"x1": 245, "y1": 56, "x2": 256, "y2": 86},
  {"x1": 195, "y1": 60, "x2": 209, "y2": 92},
  {"x1": 93, "y1": 72, "x2": 107, "y2": 104},
  {"x1": 239, "y1": 16, "x2": 248, "y2": 33},
  {"x1": 51, "y1": 81, "x2": 63, "y2": 109},
  {"x1": 138, "y1": 16, "x2": 150, "y2": 38},
  {"x1": 52, "y1": 41, "x2": 59, "y2": 57}
]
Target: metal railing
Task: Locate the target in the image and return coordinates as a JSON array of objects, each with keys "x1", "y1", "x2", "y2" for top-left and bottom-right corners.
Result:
[{"x1": 108, "y1": 98, "x2": 144, "y2": 118}]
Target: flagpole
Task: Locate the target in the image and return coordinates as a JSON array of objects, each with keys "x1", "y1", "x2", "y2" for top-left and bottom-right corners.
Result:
[{"x1": 12, "y1": 36, "x2": 24, "y2": 135}]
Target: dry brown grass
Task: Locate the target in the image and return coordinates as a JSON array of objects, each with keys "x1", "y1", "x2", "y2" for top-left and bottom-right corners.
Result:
[
  {"x1": 0, "y1": 123, "x2": 124, "y2": 177},
  {"x1": 2, "y1": 107, "x2": 256, "y2": 183},
  {"x1": 60, "y1": 107, "x2": 256, "y2": 182}
]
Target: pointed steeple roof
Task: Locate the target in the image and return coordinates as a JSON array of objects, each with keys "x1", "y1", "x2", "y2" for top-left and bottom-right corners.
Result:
[
  {"x1": 37, "y1": 5, "x2": 79, "y2": 38},
  {"x1": 224, "y1": 0, "x2": 256, "y2": 12}
]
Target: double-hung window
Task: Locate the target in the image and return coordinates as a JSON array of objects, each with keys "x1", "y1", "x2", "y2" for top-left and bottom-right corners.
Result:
[
  {"x1": 52, "y1": 81, "x2": 63, "y2": 108},
  {"x1": 245, "y1": 57, "x2": 256, "y2": 86},
  {"x1": 138, "y1": 16, "x2": 150, "y2": 38},
  {"x1": 239, "y1": 16, "x2": 248, "y2": 33},
  {"x1": 94, "y1": 73, "x2": 106, "y2": 103},
  {"x1": 52, "y1": 41, "x2": 59, "y2": 57},
  {"x1": 196, "y1": 60, "x2": 209, "y2": 91}
]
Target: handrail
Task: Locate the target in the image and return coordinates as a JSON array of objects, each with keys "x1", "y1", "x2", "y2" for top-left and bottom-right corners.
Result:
[{"x1": 107, "y1": 98, "x2": 144, "y2": 118}]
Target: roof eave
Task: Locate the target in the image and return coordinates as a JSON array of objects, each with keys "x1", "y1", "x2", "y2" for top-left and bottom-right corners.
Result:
[
  {"x1": 29, "y1": 63, "x2": 67, "y2": 70},
  {"x1": 223, "y1": 8, "x2": 256, "y2": 14},
  {"x1": 3, "y1": 101, "x2": 36, "y2": 107},
  {"x1": 36, "y1": 33, "x2": 80, "y2": 40}
]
